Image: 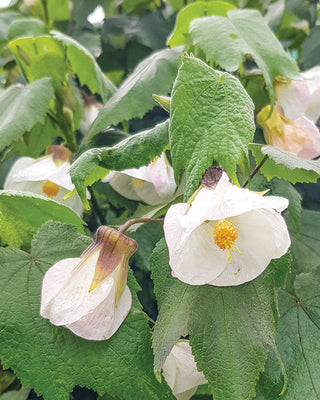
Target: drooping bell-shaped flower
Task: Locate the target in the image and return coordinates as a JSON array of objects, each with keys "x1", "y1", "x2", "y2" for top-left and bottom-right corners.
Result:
[
  {"x1": 274, "y1": 67, "x2": 320, "y2": 122},
  {"x1": 162, "y1": 340, "x2": 207, "y2": 400},
  {"x1": 4, "y1": 145, "x2": 84, "y2": 215},
  {"x1": 103, "y1": 152, "x2": 177, "y2": 206},
  {"x1": 257, "y1": 105, "x2": 320, "y2": 160},
  {"x1": 40, "y1": 226, "x2": 137, "y2": 340},
  {"x1": 164, "y1": 171, "x2": 290, "y2": 286}
]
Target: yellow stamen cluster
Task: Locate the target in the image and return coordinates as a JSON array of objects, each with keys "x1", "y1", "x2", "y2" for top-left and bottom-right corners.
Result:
[
  {"x1": 42, "y1": 181, "x2": 60, "y2": 197},
  {"x1": 213, "y1": 219, "x2": 240, "y2": 263},
  {"x1": 132, "y1": 178, "x2": 145, "y2": 191}
]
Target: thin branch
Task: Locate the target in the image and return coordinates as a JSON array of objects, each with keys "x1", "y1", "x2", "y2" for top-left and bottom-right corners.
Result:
[{"x1": 242, "y1": 154, "x2": 268, "y2": 188}]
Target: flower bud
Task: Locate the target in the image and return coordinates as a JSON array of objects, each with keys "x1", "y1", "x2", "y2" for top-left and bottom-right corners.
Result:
[{"x1": 40, "y1": 226, "x2": 137, "y2": 340}]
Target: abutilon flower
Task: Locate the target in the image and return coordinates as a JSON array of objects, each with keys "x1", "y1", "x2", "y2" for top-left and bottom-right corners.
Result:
[
  {"x1": 4, "y1": 145, "x2": 84, "y2": 215},
  {"x1": 164, "y1": 172, "x2": 290, "y2": 286},
  {"x1": 103, "y1": 152, "x2": 177, "y2": 205},
  {"x1": 257, "y1": 105, "x2": 320, "y2": 160},
  {"x1": 162, "y1": 340, "x2": 207, "y2": 400},
  {"x1": 257, "y1": 68, "x2": 320, "y2": 159},
  {"x1": 40, "y1": 226, "x2": 137, "y2": 341}
]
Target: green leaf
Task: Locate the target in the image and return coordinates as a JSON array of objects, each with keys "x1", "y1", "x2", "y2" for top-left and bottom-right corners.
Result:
[
  {"x1": 302, "y1": 25, "x2": 320, "y2": 69},
  {"x1": 0, "y1": 387, "x2": 30, "y2": 400},
  {"x1": 46, "y1": 0, "x2": 70, "y2": 21},
  {"x1": 290, "y1": 209, "x2": 320, "y2": 275},
  {"x1": 0, "y1": 221, "x2": 175, "y2": 400},
  {"x1": 7, "y1": 18, "x2": 47, "y2": 40},
  {"x1": 52, "y1": 31, "x2": 116, "y2": 103},
  {"x1": 167, "y1": 1, "x2": 236, "y2": 47},
  {"x1": 249, "y1": 144, "x2": 320, "y2": 183},
  {"x1": 0, "y1": 191, "x2": 84, "y2": 248},
  {"x1": 12, "y1": 116, "x2": 65, "y2": 158},
  {"x1": 85, "y1": 47, "x2": 182, "y2": 143},
  {"x1": 258, "y1": 267, "x2": 320, "y2": 400},
  {"x1": 70, "y1": 120, "x2": 170, "y2": 209},
  {"x1": 0, "y1": 78, "x2": 54, "y2": 152},
  {"x1": 150, "y1": 239, "x2": 290, "y2": 400},
  {"x1": 170, "y1": 55, "x2": 254, "y2": 198},
  {"x1": 189, "y1": 9, "x2": 299, "y2": 102},
  {"x1": 8, "y1": 36, "x2": 67, "y2": 88},
  {"x1": 0, "y1": 11, "x2": 23, "y2": 49},
  {"x1": 269, "y1": 179, "x2": 302, "y2": 234}
]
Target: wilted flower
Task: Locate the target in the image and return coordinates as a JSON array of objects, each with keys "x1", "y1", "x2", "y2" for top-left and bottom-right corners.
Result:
[
  {"x1": 40, "y1": 226, "x2": 137, "y2": 341},
  {"x1": 162, "y1": 340, "x2": 207, "y2": 400},
  {"x1": 257, "y1": 105, "x2": 320, "y2": 159},
  {"x1": 164, "y1": 171, "x2": 290, "y2": 286},
  {"x1": 4, "y1": 145, "x2": 84, "y2": 215},
  {"x1": 103, "y1": 152, "x2": 177, "y2": 205}
]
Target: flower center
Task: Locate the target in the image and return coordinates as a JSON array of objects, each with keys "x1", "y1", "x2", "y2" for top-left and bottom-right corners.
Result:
[
  {"x1": 42, "y1": 181, "x2": 60, "y2": 197},
  {"x1": 132, "y1": 178, "x2": 145, "y2": 191},
  {"x1": 213, "y1": 219, "x2": 240, "y2": 263}
]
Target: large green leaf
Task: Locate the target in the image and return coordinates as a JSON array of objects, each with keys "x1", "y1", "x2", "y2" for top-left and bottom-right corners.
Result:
[
  {"x1": 290, "y1": 210, "x2": 320, "y2": 275},
  {"x1": 0, "y1": 221, "x2": 175, "y2": 400},
  {"x1": 85, "y1": 47, "x2": 182, "y2": 143},
  {"x1": 302, "y1": 25, "x2": 320, "y2": 69},
  {"x1": 189, "y1": 9, "x2": 299, "y2": 102},
  {"x1": 170, "y1": 55, "x2": 254, "y2": 198},
  {"x1": 8, "y1": 36, "x2": 68, "y2": 88},
  {"x1": 150, "y1": 239, "x2": 290, "y2": 400},
  {"x1": 70, "y1": 119, "x2": 170, "y2": 209},
  {"x1": 52, "y1": 31, "x2": 116, "y2": 102},
  {"x1": 249, "y1": 144, "x2": 320, "y2": 184},
  {"x1": 258, "y1": 267, "x2": 320, "y2": 399},
  {"x1": 0, "y1": 191, "x2": 84, "y2": 248},
  {"x1": 0, "y1": 78, "x2": 54, "y2": 152},
  {"x1": 167, "y1": 1, "x2": 236, "y2": 47}
]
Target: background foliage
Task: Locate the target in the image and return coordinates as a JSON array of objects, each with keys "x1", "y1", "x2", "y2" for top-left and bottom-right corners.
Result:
[{"x1": 0, "y1": 0, "x2": 320, "y2": 400}]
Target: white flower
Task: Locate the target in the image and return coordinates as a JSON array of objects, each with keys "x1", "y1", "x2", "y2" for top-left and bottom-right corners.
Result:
[
  {"x1": 4, "y1": 145, "x2": 84, "y2": 215},
  {"x1": 164, "y1": 172, "x2": 290, "y2": 286},
  {"x1": 103, "y1": 152, "x2": 177, "y2": 206},
  {"x1": 162, "y1": 340, "x2": 207, "y2": 400},
  {"x1": 257, "y1": 105, "x2": 320, "y2": 160},
  {"x1": 257, "y1": 68, "x2": 320, "y2": 160},
  {"x1": 40, "y1": 226, "x2": 137, "y2": 341},
  {"x1": 275, "y1": 67, "x2": 320, "y2": 122}
]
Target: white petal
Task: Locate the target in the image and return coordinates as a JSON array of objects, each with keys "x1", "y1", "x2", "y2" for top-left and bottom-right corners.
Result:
[
  {"x1": 163, "y1": 341, "x2": 207, "y2": 400},
  {"x1": 104, "y1": 171, "x2": 142, "y2": 201},
  {"x1": 43, "y1": 250, "x2": 109, "y2": 325},
  {"x1": 66, "y1": 285, "x2": 132, "y2": 340},
  {"x1": 275, "y1": 79, "x2": 309, "y2": 120},
  {"x1": 40, "y1": 257, "x2": 81, "y2": 318},
  {"x1": 164, "y1": 205, "x2": 227, "y2": 285},
  {"x1": 147, "y1": 153, "x2": 177, "y2": 198},
  {"x1": 210, "y1": 209, "x2": 291, "y2": 286},
  {"x1": 180, "y1": 175, "x2": 288, "y2": 238},
  {"x1": 302, "y1": 66, "x2": 320, "y2": 122},
  {"x1": 4, "y1": 157, "x2": 37, "y2": 188},
  {"x1": 294, "y1": 116, "x2": 320, "y2": 159}
]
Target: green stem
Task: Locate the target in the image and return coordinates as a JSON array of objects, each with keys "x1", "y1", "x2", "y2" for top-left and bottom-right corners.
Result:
[
  {"x1": 119, "y1": 218, "x2": 164, "y2": 235},
  {"x1": 88, "y1": 186, "x2": 106, "y2": 226}
]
